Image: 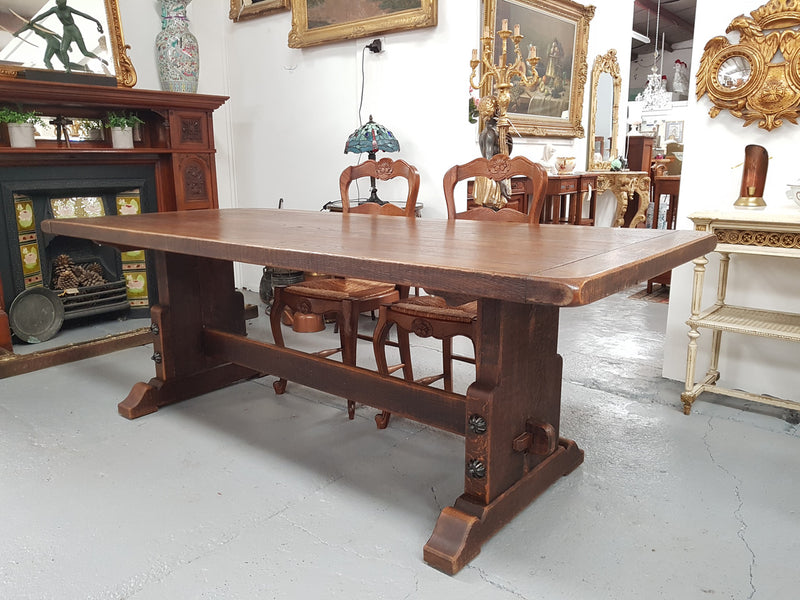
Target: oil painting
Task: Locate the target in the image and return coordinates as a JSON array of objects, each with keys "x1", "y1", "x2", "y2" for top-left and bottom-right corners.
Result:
[
  {"x1": 482, "y1": 0, "x2": 593, "y2": 138},
  {"x1": 289, "y1": 0, "x2": 436, "y2": 48}
]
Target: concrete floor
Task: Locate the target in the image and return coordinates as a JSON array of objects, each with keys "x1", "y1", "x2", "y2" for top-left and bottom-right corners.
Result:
[{"x1": 1, "y1": 288, "x2": 798, "y2": 599}]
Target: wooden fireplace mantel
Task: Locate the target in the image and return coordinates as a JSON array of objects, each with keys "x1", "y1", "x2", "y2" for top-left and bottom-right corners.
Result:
[
  {"x1": 0, "y1": 79, "x2": 229, "y2": 364},
  {"x1": 0, "y1": 79, "x2": 228, "y2": 213}
]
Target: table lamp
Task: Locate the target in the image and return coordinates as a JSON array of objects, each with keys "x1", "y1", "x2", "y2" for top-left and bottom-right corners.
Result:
[{"x1": 343, "y1": 115, "x2": 400, "y2": 204}]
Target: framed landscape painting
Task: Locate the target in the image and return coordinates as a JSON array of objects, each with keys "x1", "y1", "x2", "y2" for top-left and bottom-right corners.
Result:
[
  {"x1": 289, "y1": 0, "x2": 437, "y2": 48},
  {"x1": 481, "y1": 0, "x2": 594, "y2": 138}
]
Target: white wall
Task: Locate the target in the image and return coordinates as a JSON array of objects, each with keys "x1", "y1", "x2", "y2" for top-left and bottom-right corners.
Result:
[
  {"x1": 117, "y1": 0, "x2": 642, "y2": 292},
  {"x1": 119, "y1": 0, "x2": 236, "y2": 211},
  {"x1": 661, "y1": 0, "x2": 800, "y2": 401}
]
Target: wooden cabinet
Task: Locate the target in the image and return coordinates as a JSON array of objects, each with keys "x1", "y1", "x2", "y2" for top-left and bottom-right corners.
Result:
[
  {"x1": 682, "y1": 210, "x2": 800, "y2": 415},
  {"x1": 541, "y1": 174, "x2": 581, "y2": 224},
  {"x1": 626, "y1": 136, "x2": 654, "y2": 172}
]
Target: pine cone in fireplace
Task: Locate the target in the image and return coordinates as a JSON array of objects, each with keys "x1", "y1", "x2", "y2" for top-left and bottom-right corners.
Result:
[
  {"x1": 85, "y1": 262, "x2": 104, "y2": 276},
  {"x1": 77, "y1": 269, "x2": 105, "y2": 287},
  {"x1": 55, "y1": 271, "x2": 80, "y2": 290},
  {"x1": 52, "y1": 254, "x2": 75, "y2": 277}
]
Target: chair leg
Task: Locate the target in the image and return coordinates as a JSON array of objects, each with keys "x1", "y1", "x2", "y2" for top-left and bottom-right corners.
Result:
[
  {"x1": 373, "y1": 307, "x2": 396, "y2": 430},
  {"x1": 269, "y1": 288, "x2": 288, "y2": 394},
  {"x1": 442, "y1": 336, "x2": 454, "y2": 393},
  {"x1": 397, "y1": 330, "x2": 414, "y2": 382}
]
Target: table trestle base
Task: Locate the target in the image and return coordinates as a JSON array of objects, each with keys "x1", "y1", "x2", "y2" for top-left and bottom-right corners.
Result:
[{"x1": 423, "y1": 437, "x2": 583, "y2": 574}]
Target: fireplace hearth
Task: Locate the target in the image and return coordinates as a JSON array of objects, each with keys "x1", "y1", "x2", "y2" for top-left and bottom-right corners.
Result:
[{"x1": 1, "y1": 164, "x2": 159, "y2": 335}]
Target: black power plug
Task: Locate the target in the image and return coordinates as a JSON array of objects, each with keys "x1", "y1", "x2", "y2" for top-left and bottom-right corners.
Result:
[{"x1": 366, "y1": 39, "x2": 382, "y2": 53}]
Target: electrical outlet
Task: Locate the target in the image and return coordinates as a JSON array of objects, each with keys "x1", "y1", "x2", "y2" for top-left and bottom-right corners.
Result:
[{"x1": 366, "y1": 38, "x2": 383, "y2": 53}]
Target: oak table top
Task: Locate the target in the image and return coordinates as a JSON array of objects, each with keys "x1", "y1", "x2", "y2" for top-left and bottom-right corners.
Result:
[{"x1": 41, "y1": 208, "x2": 715, "y2": 307}]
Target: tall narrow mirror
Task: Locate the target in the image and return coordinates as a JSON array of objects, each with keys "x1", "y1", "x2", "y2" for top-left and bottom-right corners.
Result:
[
  {"x1": 586, "y1": 49, "x2": 621, "y2": 171},
  {"x1": 0, "y1": 0, "x2": 136, "y2": 87}
]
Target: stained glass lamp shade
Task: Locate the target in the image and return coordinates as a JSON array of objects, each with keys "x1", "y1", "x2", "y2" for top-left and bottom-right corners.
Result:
[{"x1": 343, "y1": 115, "x2": 400, "y2": 203}]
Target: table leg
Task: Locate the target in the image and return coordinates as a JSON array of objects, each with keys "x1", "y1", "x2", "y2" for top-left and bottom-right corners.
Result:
[
  {"x1": 118, "y1": 252, "x2": 260, "y2": 419},
  {"x1": 423, "y1": 299, "x2": 584, "y2": 574}
]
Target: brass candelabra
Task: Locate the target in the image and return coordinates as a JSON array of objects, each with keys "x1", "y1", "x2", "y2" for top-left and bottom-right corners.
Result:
[{"x1": 470, "y1": 19, "x2": 541, "y2": 154}]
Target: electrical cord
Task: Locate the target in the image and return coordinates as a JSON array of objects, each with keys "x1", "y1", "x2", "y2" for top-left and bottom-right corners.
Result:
[{"x1": 350, "y1": 44, "x2": 371, "y2": 200}]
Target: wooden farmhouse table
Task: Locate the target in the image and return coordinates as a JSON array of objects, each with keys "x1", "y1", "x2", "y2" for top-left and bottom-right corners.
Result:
[{"x1": 41, "y1": 208, "x2": 716, "y2": 575}]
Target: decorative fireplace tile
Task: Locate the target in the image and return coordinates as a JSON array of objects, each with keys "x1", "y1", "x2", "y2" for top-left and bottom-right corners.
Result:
[
  {"x1": 116, "y1": 190, "x2": 150, "y2": 307},
  {"x1": 14, "y1": 195, "x2": 43, "y2": 289},
  {"x1": 50, "y1": 196, "x2": 106, "y2": 219},
  {"x1": 116, "y1": 195, "x2": 141, "y2": 215}
]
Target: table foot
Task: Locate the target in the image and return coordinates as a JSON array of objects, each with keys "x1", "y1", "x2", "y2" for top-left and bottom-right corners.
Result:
[
  {"x1": 423, "y1": 438, "x2": 584, "y2": 575},
  {"x1": 118, "y1": 363, "x2": 260, "y2": 419}
]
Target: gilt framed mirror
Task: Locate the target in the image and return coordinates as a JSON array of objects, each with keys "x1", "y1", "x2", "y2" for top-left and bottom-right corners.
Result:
[
  {"x1": 0, "y1": 0, "x2": 136, "y2": 87},
  {"x1": 586, "y1": 49, "x2": 621, "y2": 171}
]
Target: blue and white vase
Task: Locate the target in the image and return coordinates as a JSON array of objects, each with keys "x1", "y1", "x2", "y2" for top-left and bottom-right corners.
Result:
[{"x1": 155, "y1": 0, "x2": 199, "y2": 93}]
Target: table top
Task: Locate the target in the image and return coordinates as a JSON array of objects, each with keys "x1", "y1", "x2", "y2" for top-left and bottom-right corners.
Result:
[{"x1": 41, "y1": 208, "x2": 716, "y2": 307}]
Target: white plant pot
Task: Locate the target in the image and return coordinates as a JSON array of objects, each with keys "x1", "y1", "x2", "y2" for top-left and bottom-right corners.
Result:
[
  {"x1": 8, "y1": 122, "x2": 36, "y2": 148},
  {"x1": 110, "y1": 126, "x2": 134, "y2": 149}
]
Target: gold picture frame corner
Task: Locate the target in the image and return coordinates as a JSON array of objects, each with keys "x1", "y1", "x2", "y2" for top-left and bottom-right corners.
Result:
[{"x1": 230, "y1": 0, "x2": 291, "y2": 23}]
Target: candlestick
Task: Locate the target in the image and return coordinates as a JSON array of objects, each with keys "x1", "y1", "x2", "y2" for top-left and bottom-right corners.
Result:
[
  {"x1": 469, "y1": 20, "x2": 541, "y2": 207},
  {"x1": 472, "y1": 48, "x2": 478, "y2": 61}
]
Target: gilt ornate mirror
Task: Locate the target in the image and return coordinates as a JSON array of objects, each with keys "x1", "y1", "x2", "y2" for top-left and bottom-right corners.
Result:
[
  {"x1": 0, "y1": 0, "x2": 136, "y2": 87},
  {"x1": 696, "y1": 0, "x2": 800, "y2": 131},
  {"x1": 586, "y1": 49, "x2": 621, "y2": 171}
]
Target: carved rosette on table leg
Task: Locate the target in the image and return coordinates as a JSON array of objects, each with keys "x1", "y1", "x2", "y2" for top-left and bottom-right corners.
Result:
[{"x1": 422, "y1": 299, "x2": 584, "y2": 575}]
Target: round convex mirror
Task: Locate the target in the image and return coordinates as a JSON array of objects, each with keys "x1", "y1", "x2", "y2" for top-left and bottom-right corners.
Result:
[{"x1": 717, "y1": 56, "x2": 752, "y2": 90}]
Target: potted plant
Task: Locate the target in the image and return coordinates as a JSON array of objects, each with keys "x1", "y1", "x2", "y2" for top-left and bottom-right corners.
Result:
[
  {"x1": 0, "y1": 106, "x2": 42, "y2": 148},
  {"x1": 75, "y1": 118, "x2": 105, "y2": 141},
  {"x1": 105, "y1": 112, "x2": 144, "y2": 149}
]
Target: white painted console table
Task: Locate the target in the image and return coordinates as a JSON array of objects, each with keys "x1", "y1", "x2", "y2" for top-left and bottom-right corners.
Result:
[{"x1": 683, "y1": 209, "x2": 800, "y2": 415}]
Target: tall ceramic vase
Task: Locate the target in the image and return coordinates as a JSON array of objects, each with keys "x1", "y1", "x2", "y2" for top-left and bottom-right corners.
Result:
[{"x1": 155, "y1": 0, "x2": 199, "y2": 93}]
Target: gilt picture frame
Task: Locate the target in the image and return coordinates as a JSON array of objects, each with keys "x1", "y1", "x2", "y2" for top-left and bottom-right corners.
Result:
[
  {"x1": 481, "y1": 0, "x2": 594, "y2": 138},
  {"x1": 665, "y1": 120, "x2": 683, "y2": 144},
  {"x1": 229, "y1": 0, "x2": 289, "y2": 23},
  {"x1": 0, "y1": 0, "x2": 136, "y2": 87},
  {"x1": 288, "y1": 0, "x2": 437, "y2": 49}
]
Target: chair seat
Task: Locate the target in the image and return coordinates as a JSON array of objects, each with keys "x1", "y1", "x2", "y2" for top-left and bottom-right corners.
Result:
[
  {"x1": 388, "y1": 296, "x2": 477, "y2": 324},
  {"x1": 284, "y1": 278, "x2": 396, "y2": 301}
]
